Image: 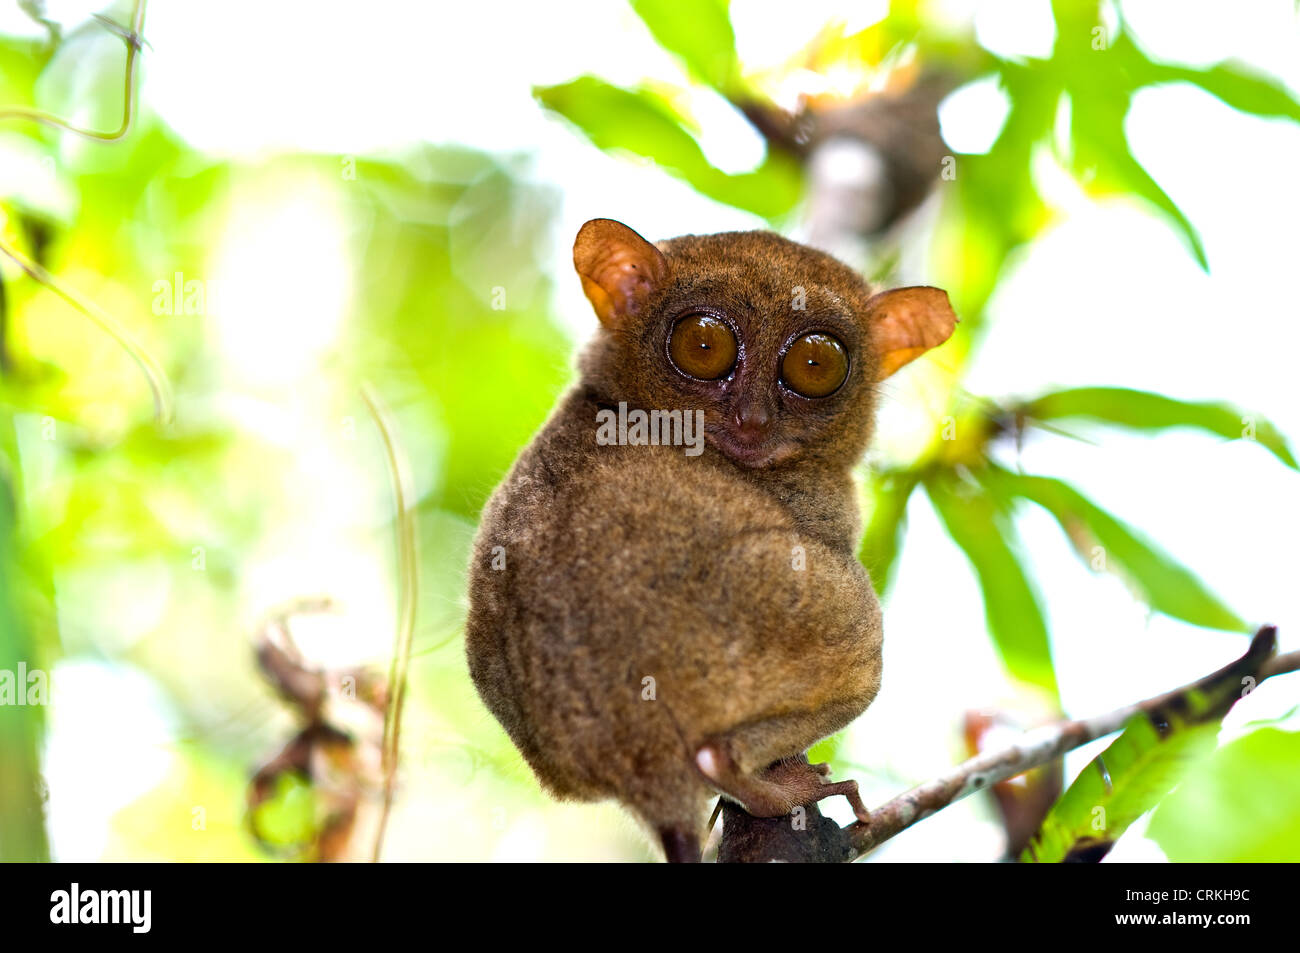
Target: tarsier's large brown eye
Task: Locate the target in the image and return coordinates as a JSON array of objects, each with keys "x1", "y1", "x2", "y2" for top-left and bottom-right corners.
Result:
[
  {"x1": 781, "y1": 332, "x2": 849, "y2": 398},
  {"x1": 668, "y1": 313, "x2": 738, "y2": 381}
]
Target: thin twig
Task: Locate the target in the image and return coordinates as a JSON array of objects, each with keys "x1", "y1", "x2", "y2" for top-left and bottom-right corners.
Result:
[
  {"x1": 0, "y1": 0, "x2": 170, "y2": 424},
  {"x1": 0, "y1": 0, "x2": 148, "y2": 141},
  {"x1": 361, "y1": 384, "x2": 419, "y2": 863},
  {"x1": 0, "y1": 239, "x2": 173, "y2": 424}
]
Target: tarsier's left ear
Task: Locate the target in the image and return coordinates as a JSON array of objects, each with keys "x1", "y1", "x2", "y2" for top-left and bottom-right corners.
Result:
[
  {"x1": 866, "y1": 286, "x2": 958, "y2": 378},
  {"x1": 573, "y1": 218, "x2": 668, "y2": 329}
]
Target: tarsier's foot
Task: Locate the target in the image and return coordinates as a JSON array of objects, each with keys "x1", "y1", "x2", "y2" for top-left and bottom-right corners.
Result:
[
  {"x1": 807, "y1": 762, "x2": 872, "y2": 822},
  {"x1": 776, "y1": 760, "x2": 871, "y2": 824},
  {"x1": 696, "y1": 743, "x2": 872, "y2": 823}
]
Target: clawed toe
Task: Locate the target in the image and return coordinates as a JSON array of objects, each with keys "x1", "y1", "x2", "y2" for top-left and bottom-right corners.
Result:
[{"x1": 696, "y1": 743, "x2": 873, "y2": 821}]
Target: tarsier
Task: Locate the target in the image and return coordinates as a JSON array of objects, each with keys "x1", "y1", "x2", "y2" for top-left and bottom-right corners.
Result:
[{"x1": 466, "y1": 219, "x2": 956, "y2": 862}]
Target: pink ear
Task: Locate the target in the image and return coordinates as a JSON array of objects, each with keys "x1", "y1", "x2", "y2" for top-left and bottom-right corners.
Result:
[
  {"x1": 867, "y1": 286, "x2": 958, "y2": 377},
  {"x1": 573, "y1": 219, "x2": 668, "y2": 328}
]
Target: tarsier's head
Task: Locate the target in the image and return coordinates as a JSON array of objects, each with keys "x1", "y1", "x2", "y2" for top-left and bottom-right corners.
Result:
[{"x1": 574, "y1": 218, "x2": 957, "y2": 470}]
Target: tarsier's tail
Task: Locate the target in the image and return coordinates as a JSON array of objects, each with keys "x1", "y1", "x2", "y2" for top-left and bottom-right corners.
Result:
[{"x1": 659, "y1": 827, "x2": 702, "y2": 863}]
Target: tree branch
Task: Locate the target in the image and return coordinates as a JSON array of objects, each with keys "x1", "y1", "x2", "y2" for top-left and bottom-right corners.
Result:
[{"x1": 717, "y1": 625, "x2": 1295, "y2": 862}]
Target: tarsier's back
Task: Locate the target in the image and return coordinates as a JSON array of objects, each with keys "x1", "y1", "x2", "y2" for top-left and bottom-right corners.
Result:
[{"x1": 466, "y1": 220, "x2": 956, "y2": 861}]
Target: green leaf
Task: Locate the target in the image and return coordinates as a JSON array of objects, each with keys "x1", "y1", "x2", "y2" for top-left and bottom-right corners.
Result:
[
  {"x1": 858, "y1": 470, "x2": 920, "y2": 594},
  {"x1": 534, "y1": 77, "x2": 802, "y2": 220},
  {"x1": 1148, "y1": 727, "x2": 1300, "y2": 861},
  {"x1": 983, "y1": 468, "x2": 1247, "y2": 632},
  {"x1": 1140, "y1": 57, "x2": 1300, "y2": 123},
  {"x1": 1020, "y1": 386, "x2": 1298, "y2": 469},
  {"x1": 1022, "y1": 628, "x2": 1277, "y2": 862},
  {"x1": 1068, "y1": 88, "x2": 1208, "y2": 269},
  {"x1": 925, "y1": 474, "x2": 1058, "y2": 701},
  {"x1": 1023, "y1": 712, "x2": 1219, "y2": 862},
  {"x1": 1047, "y1": 28, "x2": 1213, "y2": 269},
  {"x1": 629, "y1": 0, "x2": 742, "y2": 94}
]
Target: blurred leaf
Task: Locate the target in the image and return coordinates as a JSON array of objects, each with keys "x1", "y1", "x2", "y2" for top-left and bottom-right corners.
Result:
[
  {"x1": 1049, "y1": 0, "x2": 1103, "y2": 35},
  {"x1": 248, "y1": 771, "x2": 319, "y2": 854},
  {"x1": 0, "y1": 459, "x2": 49, "y2": 862},
  {"x1": 1240, "y1": 703, "x2": 1299, "y2": 730},
  {"x1": 983, "y1": 467, "x2": 1247, "y2": 632},
  {"x1": 807, "y1": 731, "x2": 844, "y2": 768},
  {"x1": 17, "y1": 1, "x2": 51, "y2": 27},
  {"x1": 423, "y1": 321, "x2": 570, "y2": 518},
  {"x1": 0, "y1": 39, "x2": 52, "y2": 113},
  {"x1": 1046, "y1": 7, "x2": 1300, "y2": 271},
  {"x1": 1050, "y1": 26, "x2": 1209, "y2": 270},
  {"x1": 858, "y1": 470, "x2": 919, "y2": 594},
  {"x1": 1071, "y1": 100, "x2": 1207, "y2": 268},
  {"x1": 349, "y1": 149, "x2": 575, "y2": 519},
  {"x1": 1172, "y1": 61, "x2": 1300, "y2": 119},
  {"x1": 534, "y1": 77, "x2": 802, "y2": 219},
  {"x1": 1126, "y1": 42, "x2": 1300, "y2": 123},
  {"x1": 1050, "y1": 26, "x2": 1300, "y2": 273},
  {"x1": 925, "y1": 474, "x2": 1058, "y2": 701},
  {"x1": 112, "y1": 752, "x2": 267, "y2": 862},
  {"x1": 1148, "y1": 727, "x2": 1300, "y2": 861},
  {"x1": 629, "y1": 0, "x2": 742, "y2": 94},
  {"x1": 1022, "y1": 627, "x2": 1276, "y2": 862},
  {"x1": 1020, "y1": 386, "x2": 1298, "y2": 469},
  {"x1": 964, "y1": 710, "x2": 1062, "y2": 858},
  {"x1": 940, "y1": 63, "x2": 1056, "y2": 342}
]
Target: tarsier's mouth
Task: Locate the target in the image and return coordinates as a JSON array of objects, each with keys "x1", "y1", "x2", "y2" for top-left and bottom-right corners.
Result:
[{"x1": 706, "y1": 427, "x2": 797, "y2": 469}]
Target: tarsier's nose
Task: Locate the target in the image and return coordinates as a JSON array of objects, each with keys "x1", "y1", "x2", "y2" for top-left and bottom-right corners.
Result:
[{"x1": 732, "y1": 400, "x2": 770, "y2": 440}]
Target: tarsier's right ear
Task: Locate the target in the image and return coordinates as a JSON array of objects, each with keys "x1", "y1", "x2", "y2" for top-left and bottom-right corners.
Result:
[
  {"x1": 866, "y1": 286, "x2": 958, "y2": 378},
  {"x1": 574, "y1": 219, "x2": 668, "y2": 329}
]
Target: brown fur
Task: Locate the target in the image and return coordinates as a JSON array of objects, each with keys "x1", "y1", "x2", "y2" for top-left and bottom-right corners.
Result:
[{"x1": 465, "y1": 222, "x2": 954, "y2": 859}]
